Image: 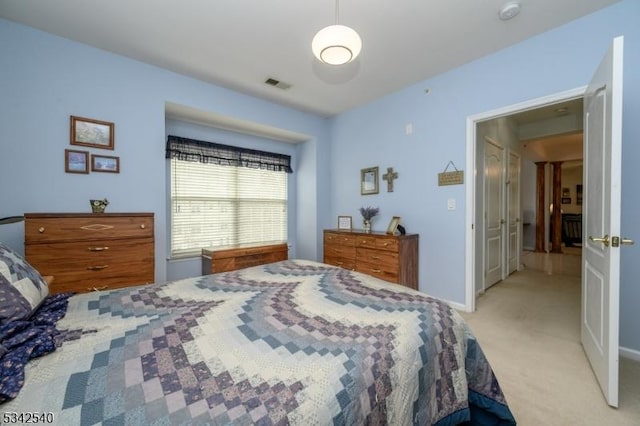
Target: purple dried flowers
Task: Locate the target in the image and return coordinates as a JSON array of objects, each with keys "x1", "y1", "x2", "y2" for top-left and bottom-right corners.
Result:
[{"x1": 359, "y1": 206, "x2": 379, "y2": 221}]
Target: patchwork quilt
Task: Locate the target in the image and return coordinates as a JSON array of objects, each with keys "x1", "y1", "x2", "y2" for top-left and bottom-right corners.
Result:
[{"x1": 1, "y1": 260, "x2": 515, "y2": 425}]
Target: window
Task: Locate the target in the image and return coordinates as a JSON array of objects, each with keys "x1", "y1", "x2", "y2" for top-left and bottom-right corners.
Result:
[{"x1": 167, "y1": 136, "x2": 291, "y2": 258}]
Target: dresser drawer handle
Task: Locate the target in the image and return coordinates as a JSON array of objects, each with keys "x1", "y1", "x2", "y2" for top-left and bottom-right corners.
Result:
[
  {"x1": 38, "y1": 227, "x2": 45, "y2": 233},
  {"x1": 88, "y1": 246, "x2": 109, "y2": 252},
  {"x1": 336, "y1": 261, "x2": 344, "y2": 265},
  {"x1": 382, "y1": 242, "x2": 390, "y2": 246},
  {"x1": 87, "y1": 265, "x2": 109, "y2": 271},
  {"x1": 88, "y1": 286, "x2": 108, "y2": 292},
  {"x1": 140, "y1": 224, "x2": 146, "y2": 229},
  {"x1": 371, "y1": 268, "x2": 382, "y2": 273},
  {"x1": 370, "y1": 256, "x2": 381, "y2": 260}
]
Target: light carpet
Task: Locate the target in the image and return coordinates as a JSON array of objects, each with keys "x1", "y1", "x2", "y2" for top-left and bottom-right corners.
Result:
[{"x1": 459, "y1": 267, "x2": 640, "y2": 426}]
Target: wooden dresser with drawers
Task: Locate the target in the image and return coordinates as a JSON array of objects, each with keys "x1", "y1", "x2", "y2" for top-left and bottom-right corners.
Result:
[
  {"x1": 202, "y1": 242, "x2": 288, "y2": 274},
  {"x1": 323, "y1": 229, "x2": 419, "y2": 290},
  {"x1": 24, "y1": 212, "x2": 155, "y2": 294}
]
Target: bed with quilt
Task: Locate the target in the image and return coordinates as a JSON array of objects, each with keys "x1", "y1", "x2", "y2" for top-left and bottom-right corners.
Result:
[{"x1": 1, "y1": 251, "x2": 515, "y2": 425}]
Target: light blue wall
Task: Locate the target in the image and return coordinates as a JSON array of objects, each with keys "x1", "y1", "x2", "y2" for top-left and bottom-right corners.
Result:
[
  {"x1": 1, "y1": 1, "x2": 638, "y2": 354},
  {"x1": 0, "y1": 18, "x2": 329, "y2": 284},
  {"x1": 329, "y1": 0, "x2": 640, "y2": 352}
]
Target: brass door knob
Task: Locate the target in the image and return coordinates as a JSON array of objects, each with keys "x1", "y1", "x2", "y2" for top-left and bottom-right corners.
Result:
[{"x1": 589, "y1": 235, "x2": 610, "y2": 247}]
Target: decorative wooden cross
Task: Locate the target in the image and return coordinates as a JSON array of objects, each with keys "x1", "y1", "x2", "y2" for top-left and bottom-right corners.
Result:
[{"x1": 382, "y1": 167, "x2": 398, "y2": 192}]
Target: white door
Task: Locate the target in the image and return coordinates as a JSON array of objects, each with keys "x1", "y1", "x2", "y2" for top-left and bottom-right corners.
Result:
[
  {"x1": 582, "y1": 36, "x2": 624, "y2": 407},
  {"x1": 484, "y1": 138, "x2": 504, "y2": 288},
  {"x1": 507, "y1": 150, "x2": 521, "y2": 274}
]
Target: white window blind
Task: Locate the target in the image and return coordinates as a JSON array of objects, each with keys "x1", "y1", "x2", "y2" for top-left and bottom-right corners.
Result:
[{"x1": 167, "y1": 136, "x2": 290, "y2": 258}]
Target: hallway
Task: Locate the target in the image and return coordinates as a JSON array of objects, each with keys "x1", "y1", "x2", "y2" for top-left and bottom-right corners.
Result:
[{"x1": 460, "y1": 249, "x2": 640, "y2": 425}]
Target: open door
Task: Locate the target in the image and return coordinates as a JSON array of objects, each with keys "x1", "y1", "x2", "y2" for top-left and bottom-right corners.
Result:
[{"x1": 582, "y1": 36, "x2": 624, "y2": 407}]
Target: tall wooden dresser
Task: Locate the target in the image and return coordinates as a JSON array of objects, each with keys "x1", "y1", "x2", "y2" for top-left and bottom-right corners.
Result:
[
  {"x1": 323, "y1": 229, "x2": 419, "y2": 290},
  {"x1": 25, "y1": 213, "x2": 155, "y2": 294}
]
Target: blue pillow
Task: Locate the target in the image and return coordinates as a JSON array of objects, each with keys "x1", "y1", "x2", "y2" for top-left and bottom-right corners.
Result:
[{"x1": 0, "y1": 242, "x2": 49, "y2": 324}]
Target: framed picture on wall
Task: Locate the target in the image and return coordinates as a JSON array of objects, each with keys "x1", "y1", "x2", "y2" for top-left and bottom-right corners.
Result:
[
  {"x1": 91, "y1": 154, "x2": 120, "y2": 173},
  {"x1": 70, "y1": 115, "x2": 114, "y2": 150},
  {"x1": 361, "y1": 166, "x2": 379, "y2": 195},
  {"x1": 65, "y1": 149, "x2": 89, "y2": 174}
]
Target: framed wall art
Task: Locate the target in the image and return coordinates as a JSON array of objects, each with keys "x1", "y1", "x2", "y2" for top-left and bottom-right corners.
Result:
[
  {"x1": 337, "y1": 215, "x2": 352, "y2": 230},
  {"x1": 65, "y1": 149, "x2": 89, "y2": 174},
  {"x1": 361, "y1": 166, "x2": 379, "y2": 195},
  {"x1": 70, "y1": 115, "x2": 114, "y2": 150},
  {"x1": 91, "y1": 154, "x2": 120, "y2": 173}
]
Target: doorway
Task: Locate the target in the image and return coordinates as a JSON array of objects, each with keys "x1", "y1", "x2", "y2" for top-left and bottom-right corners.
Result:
[
  {"x1": 464, "y1": 87, "x2": 586, "y2": 312},
  {"x1": 466, "y1": 37, "x2": 625, "y2": 408},
  {"x1": 477, "y1": 97, "x2": 584, "y2": 296}
]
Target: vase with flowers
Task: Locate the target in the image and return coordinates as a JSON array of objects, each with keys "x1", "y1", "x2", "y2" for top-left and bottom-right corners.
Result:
[
  {"x1": 90, "y1": 198, "x2": 109, "y2": 214},
  {"x1": 359, "y1": 206, "x2": 379, "y2": 233}
]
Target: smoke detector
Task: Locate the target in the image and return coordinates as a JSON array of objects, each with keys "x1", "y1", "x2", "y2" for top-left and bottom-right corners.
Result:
[{"x1": 499, "y1": 1, "x2": 521, "y2": 21}]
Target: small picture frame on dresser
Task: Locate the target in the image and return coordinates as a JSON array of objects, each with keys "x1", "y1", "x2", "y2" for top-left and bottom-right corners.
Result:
[
  {"x1": 386, "y1": 216, "x2": 401, "y2": 234},
  {"x1": 337, "y1": 215, "x2": 352, "y2": 230},
  {"x1": 65, "y1": 149, "x2": 89, "y2": 174}
]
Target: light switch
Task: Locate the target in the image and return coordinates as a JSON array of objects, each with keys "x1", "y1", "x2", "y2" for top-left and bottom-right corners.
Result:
[
  {"x1": 447, "y1": 198, "x2": 456, "y2": 210},
  {"x1": 405, "y1": 123, "x2": 413, "y2": 135}
]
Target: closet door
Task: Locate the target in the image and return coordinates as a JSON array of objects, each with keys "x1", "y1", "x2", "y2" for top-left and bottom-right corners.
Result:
[
  {"x1": 507, "y1": 150, "x2": 521, "y2": 274},
  {"x1": 484, "y1": 138, "x2": 505, "y2": 288}
]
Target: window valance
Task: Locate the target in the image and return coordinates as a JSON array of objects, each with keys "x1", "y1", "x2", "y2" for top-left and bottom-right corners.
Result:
[{"x1": 166, "y1": 135, "x2": 293, "y2": 173}]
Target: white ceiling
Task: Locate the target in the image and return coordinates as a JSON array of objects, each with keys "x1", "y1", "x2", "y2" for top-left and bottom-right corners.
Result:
[
  {"x1": 0, "y1": 0, "x2": 620, "y2": 117},
  {"x1": 516, "y1": 98, "x2": 584, "y2": 162}
]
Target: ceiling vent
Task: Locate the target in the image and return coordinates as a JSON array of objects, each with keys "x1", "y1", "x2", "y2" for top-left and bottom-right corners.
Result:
[{"x1": 265, "y1": 78, "x2": 292, "y2": 90}]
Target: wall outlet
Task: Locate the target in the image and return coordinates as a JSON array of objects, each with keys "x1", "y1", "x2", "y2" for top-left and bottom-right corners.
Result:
[{"x1": 447, "y1": 198, "x2": 456, "y2": 210}]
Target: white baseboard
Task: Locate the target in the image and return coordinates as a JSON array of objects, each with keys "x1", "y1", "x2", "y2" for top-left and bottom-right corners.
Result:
[
  {"x1": 446, "y1": 299, "x2": 468, "y2": 312},
  {"x1": 620, "y1": 346, "x2": 640, "y2": 362}
]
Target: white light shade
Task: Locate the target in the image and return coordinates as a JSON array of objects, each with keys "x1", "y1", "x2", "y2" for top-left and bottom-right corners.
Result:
[{"x1": 312, "y1": 24, "x2": 362, "y2": 65}]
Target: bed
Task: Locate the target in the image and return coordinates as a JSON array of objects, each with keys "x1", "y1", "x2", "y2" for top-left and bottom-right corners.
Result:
[{"x1": 1, "y1": 248, "x2": 515, "y2": 425}]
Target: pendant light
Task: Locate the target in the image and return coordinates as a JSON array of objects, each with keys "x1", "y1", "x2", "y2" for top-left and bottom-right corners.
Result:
[{"x1": 312, "y1": 0, "x2": 362, "y2": 65}]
